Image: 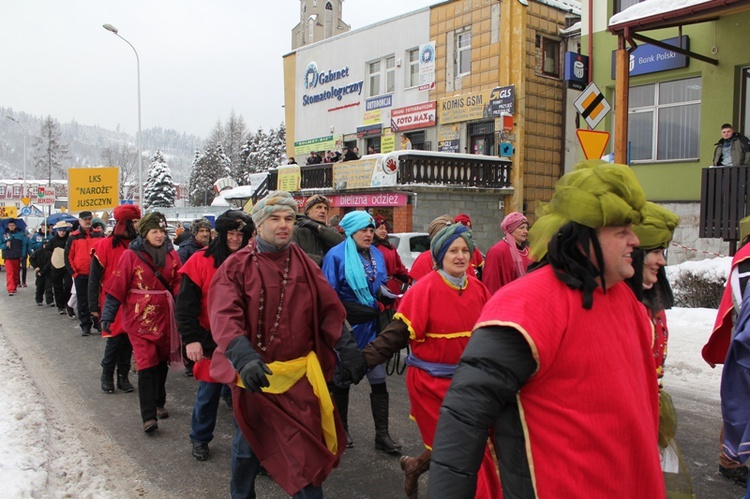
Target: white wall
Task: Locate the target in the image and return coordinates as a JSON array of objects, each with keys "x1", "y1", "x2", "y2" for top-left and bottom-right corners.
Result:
[{"x1": 292, "y1": 9, "x2": 431, "y2": 142}]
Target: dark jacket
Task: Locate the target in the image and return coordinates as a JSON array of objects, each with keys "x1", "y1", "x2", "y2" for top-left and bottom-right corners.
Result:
[
  {"x1": 713, "y1": 132, "x2": 750, "y2": 166},
  {"x1": 29, "y1": 244, "x2": 52, "y2": 276},
  {"x1": 291, "y1": 214, "x2": 345, "y2": 266},
  {"x1": 28, "y1": 230, "x2": 52, "y2": 254},
  {"x1": 1, "y1": 228, "x2": 28, "y2": 260},
  {"x1": 177, "y1": 236, "x2": 205, "y2": 264}
]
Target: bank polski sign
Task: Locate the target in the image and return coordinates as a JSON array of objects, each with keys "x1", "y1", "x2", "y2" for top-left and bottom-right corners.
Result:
[
  {"x1": 302, "y1": 61, "x2": 364, "y2": 106},
  {"x1": 610, "y1": 36, "x2": 689, "y2": 79}
]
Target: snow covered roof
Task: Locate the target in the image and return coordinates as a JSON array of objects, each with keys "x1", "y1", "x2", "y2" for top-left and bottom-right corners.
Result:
[
  {"x1": 220, "y1": 184, "x2": 261, "y2": 200},
  {"x1": 560, "y1": 20, "x2": 581, "y2": 35},
  {"x1": 536, "y1": 0, "x2": 581, "y2": 15},
  {"x1": 609, "y1": 0, "x2": 750, "y2": 31},
  {"x1": 210, "y1": 195, "x2": 231, "y2": 207}
]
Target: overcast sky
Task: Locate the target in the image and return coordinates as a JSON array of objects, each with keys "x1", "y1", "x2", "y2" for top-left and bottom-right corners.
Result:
[{"x1": 0, "y1": 0, "x2": 437, "y2": 138}]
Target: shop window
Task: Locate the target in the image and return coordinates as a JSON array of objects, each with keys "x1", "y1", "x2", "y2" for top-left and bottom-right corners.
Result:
[
  {"x1": 405, "y1": 131, "x2": 426, "y2": 150},
  {"x1": 541, "y1": 37, "x2": 560, "y2": 77},
  {"x1": 407, "y1": 48, "x2": 419, "y2": 88},
  {"x1": 628, "y1": 77, "x2": 702, "y2": 162},
  {"x1": 456, "y1": 30, "x2": 471, "y2": 77}
]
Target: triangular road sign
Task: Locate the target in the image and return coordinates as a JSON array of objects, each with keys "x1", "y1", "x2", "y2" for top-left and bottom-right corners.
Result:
[{"x1": 576, "y1": 129, "x2": 610, "y2": 160}]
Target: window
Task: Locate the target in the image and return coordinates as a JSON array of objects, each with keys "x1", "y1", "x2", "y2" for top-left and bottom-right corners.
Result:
[
  {"x1": 368, "y1": 55, "x2": 395, "y2": 97},
  {"x1": 386, "y1": 56, "x2": 395, "y2": 94},
  {"x1": 0, "y1": 186, "x2": 5, "y2": 197},
  {"x1": 13, "y1": 185, "x2": 21, "y2": 197},
  {"x1": 542, "y1": 38, "x2": 560, "y2": 77},
  {"x1": 628, "y1": 77, "x2": 702, "y2": 162},
  {"x1": 456, "y1": 31, "x2": 471, "y2": 76},
  {"x1": 368, "y1": 60, "x2": 381, "y2": 97},
  {"x1": 615, "y1": 0, "x2": 643, "y2": 14},
  {"x1": 407, "y1": 48, "x2": 419, "y2": 88}
]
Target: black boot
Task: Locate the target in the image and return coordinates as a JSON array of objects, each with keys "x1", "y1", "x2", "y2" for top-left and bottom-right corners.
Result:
[
  {"x1": 138, "y1": 367, "x2": 158, "y2": 425},
  {"x1": 370, "y1": 391, "x2": 401, "y2": 453},
  {"x1": 331, "y1": 386, "x2": 353, "y2": 448},
  {"x1": 117, "y1": 368, "x2": 134, "y2": 393},
  {"x1": 101, "y1": 365, "x2": 115, "y2": 393}
]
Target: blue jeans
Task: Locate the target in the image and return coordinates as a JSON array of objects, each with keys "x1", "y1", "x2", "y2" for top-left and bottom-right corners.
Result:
[
  {"x1": 231, "y1": 420, "x2": 323, "y2": 499},
  {"x1": 190, "y1": 381, "x2": 223, "y2": 443}
]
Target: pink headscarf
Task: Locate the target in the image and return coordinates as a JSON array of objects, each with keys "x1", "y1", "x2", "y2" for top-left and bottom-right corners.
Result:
[{"x1": 500, "y1": 212, "x2": 529, "y2": 278}]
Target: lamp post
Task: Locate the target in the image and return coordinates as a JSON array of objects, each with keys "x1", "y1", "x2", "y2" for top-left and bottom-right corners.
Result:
[
  {"x1": 102, "y1": 23, "x2": 143, "y2": 205},
  {"x1": 5, "y1": 116, "x2": 27, "y2": 199}
]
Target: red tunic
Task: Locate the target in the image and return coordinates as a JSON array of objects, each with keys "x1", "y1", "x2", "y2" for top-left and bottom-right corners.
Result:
[
  {"x1": 650, "y1": 308, "x2": 668, "y2": 383},
  {"x1": 374, "y1": 240, "x2": 409, "y2": 309},
  {"x1": 482, "y1": 239, "x2": 531, "y2": 294},
  {"x1": 476, "y1": 266, "x2": 663, "y2": 498},
  {"x1": 396, "y1": 271, "x2": 501, "y2": 499},
  {"x1": 178, "y1": 249, "x2": 215, "y2": 332},
  {"x1": 104, "y1": 248, "x2": 181, "y2": 369},
  {"x1": 208, "y1": 241, "x2": 347, "y2": 496},
  {"x1": 92, "y1": 237, "x2": 129, "y2": 337},
  {"x1": 703, "y1": 244, "x2": 750, "y2": 365},
  {"x1": 409, "y1": 250, "x2": 476, "y2": 281}
]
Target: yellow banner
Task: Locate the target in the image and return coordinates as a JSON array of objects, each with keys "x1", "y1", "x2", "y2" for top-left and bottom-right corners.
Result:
[
  {"x1": 0, "y1": 206, "x2": 18, "y2": 218},
  {"x1": 68, "y1": 167, "x2": 120, "y2": 212},
  {"x1": 277, "y1": 166, "x2": 301, "y2": 192},
  {"x1": 438, "y1": 89, "x2": 493, "y2": 124},
  {"x1": 381, "y1": 129, "x2": 395, "y2": 153},
  {"x1": 363, "y1": 110, "x2": 382, "y2": 125},
  {"x1": 332, "y1": 159, "x2": 378, "y2": 189}
]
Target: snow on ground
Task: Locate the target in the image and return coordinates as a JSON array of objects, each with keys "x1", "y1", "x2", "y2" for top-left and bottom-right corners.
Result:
[
  {"x1": 0, "y1": 257, "x2": 735, "y2": 496},
  {"x1": 0, "y1": 331, "x2": 120, "y2": 498}
]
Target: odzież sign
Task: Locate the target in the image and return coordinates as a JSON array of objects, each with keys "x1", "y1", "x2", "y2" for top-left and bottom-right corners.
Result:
[{"x1": 68, "y1": 167, "x2": 119, "y2": 211}]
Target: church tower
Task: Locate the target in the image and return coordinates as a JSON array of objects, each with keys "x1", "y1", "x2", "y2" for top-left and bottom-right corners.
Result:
[{"x1": 292, "y1": 0, "x2": 351, "y2": 49}]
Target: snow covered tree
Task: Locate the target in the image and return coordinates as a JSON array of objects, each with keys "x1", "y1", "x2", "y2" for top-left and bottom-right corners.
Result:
[
  {"x1": 240, "y1": 123, "x2": 286, "y2": 179},
  {"x1": 188, "y1": 143, "x2": 231, "y2": 206},
  {"x1": 33, "y1": 115, "x2": 70, "y2": 183},
  {"x1": 224, "y1": 110, "x2": 248, "y2": 176},
  {"x1": 143, "y1": 150, "x2": 176, "y2": 209}
]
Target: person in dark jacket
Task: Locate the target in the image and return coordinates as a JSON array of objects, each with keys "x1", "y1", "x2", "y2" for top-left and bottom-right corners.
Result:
[
  {"x1": 49, "y1": 221, "x2": 74, "y2": 315},
  {"x1": 26, "y1": 225, "x2": 51, "y2": 287},
  {"x1": 176, "y1": 210, "x2": 254, "y2": 472},
  {"x1": 1, "y1": 219, "x2": 28, "y2": 296},
  {"x1": 89, "y1": 204, "x2": 141, "y2": 395},
  {"x1": 29, "y1": 238, "x2": 54, "y2": 306},
  {"x1": 291, "y1": 194, "x2": 345, "y2": 266},
  {"x1": 713, "y1": 123, "x2": 750, "y2": 166},
  {"x1": 64, "y1": 211, "x2": 105, "y2": 336},
  {"x1": 177, "y1": 218, "x2": 211, "y2": 264},
  {"x1": 427, "y1": 160, "x2": 664, "y2": 498}
]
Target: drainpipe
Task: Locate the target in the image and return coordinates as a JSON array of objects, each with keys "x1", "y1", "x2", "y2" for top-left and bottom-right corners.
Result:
[{"x1": 587, "y1": 0, "x2": 594, "y2": 83}]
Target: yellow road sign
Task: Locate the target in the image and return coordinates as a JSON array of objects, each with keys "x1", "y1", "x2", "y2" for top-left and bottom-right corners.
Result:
[
  {"x1": 21, "y1": 197, "x2": 31, "y2": 206},
  {"x1": 576, "y1": 129, "x2": 611, "y2": 160},
  {"x1": 574, "y1": 82, "x2": 611, "y2": 129}
]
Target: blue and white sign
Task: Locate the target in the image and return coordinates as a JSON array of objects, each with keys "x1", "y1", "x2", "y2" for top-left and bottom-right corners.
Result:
[
  {"x1": 499, "y1": 142, "x2": 514, "y2": 157},
  {"x1": 366, "y1": 95, "x2": 392, "y2": 111},
  {"x1": 20, "y1": 207, "x2": 31, "y2": 216},
  {"x1": 564, "y1": 52, "x2": 589, "y2": 91},
  {"x1": 610, "y1": 36, "x2": 689, "y2": 79}
]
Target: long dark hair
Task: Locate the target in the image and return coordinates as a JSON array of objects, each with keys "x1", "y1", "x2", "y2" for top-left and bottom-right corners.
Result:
[
  {"x1": 111, "y1": 220, "x2": 138, "y2": 249},
  {"x1": 541, "y1": 221, "x2": 605, "y2": 310},
  {"x1": 204, "y1": 211, "x2": 255, "y2": 268},
  {"x1": 626, "y1": 248, "x2": 674, "y2": 313}
]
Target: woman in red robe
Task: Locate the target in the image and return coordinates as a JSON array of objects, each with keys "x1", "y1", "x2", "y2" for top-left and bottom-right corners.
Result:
[
  {"x1": 100, "y1": 212, "x2": 182, "y2": 433},
  {"x1": 362, "y1": 224, "x2": 501, "y2": 499},
  {"x1": 372, "y1": 214, "x2": 409, "y2": 314},
  {"x1": 483, "y1": 212, "x2": 531, "y2": 294}
]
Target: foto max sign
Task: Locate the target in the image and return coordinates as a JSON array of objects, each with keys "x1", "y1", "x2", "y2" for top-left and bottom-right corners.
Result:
[{"x1": 68, "y1": 167, "x2": 119, "y2": 211}]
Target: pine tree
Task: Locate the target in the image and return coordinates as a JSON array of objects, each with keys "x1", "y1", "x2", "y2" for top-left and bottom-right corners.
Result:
[
  {"x1": 33, "y1": 115, "x2": 70, "y2": 183},
  {"x1": 188, "y1": 143, "x2": 231, "y2": 206},
  {"x1": 224, "y1": 110, "x2": 248, "y2": 176},
  {"x1": 243, "y1": 123, "x2": 287, "y2": 176},
  {"x1": 143, "y1": 150, "x2": 176, "y2": 209}
]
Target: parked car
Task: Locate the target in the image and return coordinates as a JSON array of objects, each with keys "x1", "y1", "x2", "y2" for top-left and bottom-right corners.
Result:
[{"x1": 388, "y1": 232, "x2": 430, "y2": 270}]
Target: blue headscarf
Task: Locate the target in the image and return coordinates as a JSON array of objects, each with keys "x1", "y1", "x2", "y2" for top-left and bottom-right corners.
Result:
[
  {"x1": 430, "y1": 224, "x2": 475, "y2": 270},
  {"x1": 339, "y1": 211, "x2": 376, "y2": 307}
]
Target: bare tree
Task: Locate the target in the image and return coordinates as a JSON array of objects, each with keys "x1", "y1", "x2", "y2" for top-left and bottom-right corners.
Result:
[
  {"x1": 100, "y1": 142, "x2": 140, "y2": 201},
  {"x1": 32, "y1": 115, "x2": 70, "y2": 183}
]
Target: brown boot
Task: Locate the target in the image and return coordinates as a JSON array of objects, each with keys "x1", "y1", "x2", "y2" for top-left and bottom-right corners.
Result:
[{"x1": 399, "y1": 449, "x2": 431, "y2": 499}]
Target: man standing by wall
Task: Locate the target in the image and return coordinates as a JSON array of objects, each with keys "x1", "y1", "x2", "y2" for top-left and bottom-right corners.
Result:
[
  {"x1": 713, "y1": 123, "x2": 750, "y2": 166},
  {"x1": 65, "y1": 210, "x2": 104, "y2": 336}
]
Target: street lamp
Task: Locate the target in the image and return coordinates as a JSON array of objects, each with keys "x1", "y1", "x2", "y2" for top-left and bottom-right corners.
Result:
[
  {"x1": 102, "y1": 23, "x2": 143, "y2": 205},
  {"x1": 5, "y1": 116, "x2": 27, "y2": 200}
]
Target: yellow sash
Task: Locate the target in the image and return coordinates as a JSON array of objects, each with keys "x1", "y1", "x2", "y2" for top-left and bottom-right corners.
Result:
[{"x1": 236, "y1": 351, "x2": 337, "y2": 454}]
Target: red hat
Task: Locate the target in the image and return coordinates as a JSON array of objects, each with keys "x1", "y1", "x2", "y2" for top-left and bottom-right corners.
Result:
[
  {"x1": 454, "y1": 213, "x2": 472, "y2": 227},
  {"x1": 113, "y1": 204, "x2": 142, "y2": 221}
]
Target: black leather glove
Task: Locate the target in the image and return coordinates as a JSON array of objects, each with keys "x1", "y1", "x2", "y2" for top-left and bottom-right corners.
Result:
[
  {"x1": 226, "y1": 336, "x2": 272, "y2": 393},
  {"x1": 298, "y1": 217, "x2": 322, "y2": 232},
  {"x1": 333, "y1": 323, "x2": 367, "y2": 387},
  {"x1": 100, "y1": 321, "x2": 112, "y2": 333}
]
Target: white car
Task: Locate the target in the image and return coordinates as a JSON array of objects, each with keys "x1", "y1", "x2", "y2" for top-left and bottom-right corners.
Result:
[{"x1": 388, "y1": 232, "x2": 430, "y2": 270}]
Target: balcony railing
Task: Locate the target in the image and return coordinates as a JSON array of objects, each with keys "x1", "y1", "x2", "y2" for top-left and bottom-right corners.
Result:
[
  {"x1": 266, "y1": 152, "x2": 512, "y2": 192},
  {"x1": 700, "y1": 165, "x2": 750, "y2": 250}
]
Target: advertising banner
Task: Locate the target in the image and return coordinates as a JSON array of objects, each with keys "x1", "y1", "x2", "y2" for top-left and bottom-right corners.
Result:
[
  {"x1": 418, "y1": 41, "x2": 436, "y2": 91},
  {"x1": 277, "y1": 166, "x2": 301, "y2": 192},
  {"x1": 438, "y1": 89, "x2": 494, "y2": 124},
  {"x1": 390, "y1": 101, "x2": 437, "y2": 132}
]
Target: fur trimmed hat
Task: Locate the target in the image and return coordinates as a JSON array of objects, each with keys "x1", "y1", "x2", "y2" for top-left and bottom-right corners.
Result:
[
  {"x1": 215, "y1": 210, "x2": 255, "y2": 237},
  {"x1": 113, "y1": 204, "x2": 141, "y2": 221},
  {"x1": 304, "y1": 194, "x2": 330, "y2": 215},
  {"x1": 192, "y1": 218, "x2": 212, "y2": 232}
]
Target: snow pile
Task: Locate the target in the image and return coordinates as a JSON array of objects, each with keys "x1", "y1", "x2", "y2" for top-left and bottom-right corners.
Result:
[
  {"x1": 666, "y1": 256, "x2": 732, "y2": 285},
  {"x1": 610, "y1": 0, "x2": 712, "y2": 26}
]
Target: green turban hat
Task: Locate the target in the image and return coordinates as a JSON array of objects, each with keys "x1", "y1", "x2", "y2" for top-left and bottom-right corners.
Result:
[
  {"x1": 632, "y1": 202, "x2": 679, "y2": 250},
  {"x1": 528, "y1": 160, "x2": 646, "y2": 261},
  {"x1": 138, "y1": 212, "x2": 167, "y2": 239}
]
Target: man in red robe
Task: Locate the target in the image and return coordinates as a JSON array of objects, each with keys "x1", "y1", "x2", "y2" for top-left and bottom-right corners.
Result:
[
  {"x1": 428, "y1": 160, "x2": 664, "y2": 498},
  {"x1": 208, "y1": 191, "x2": 367, "y2": 498}
]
